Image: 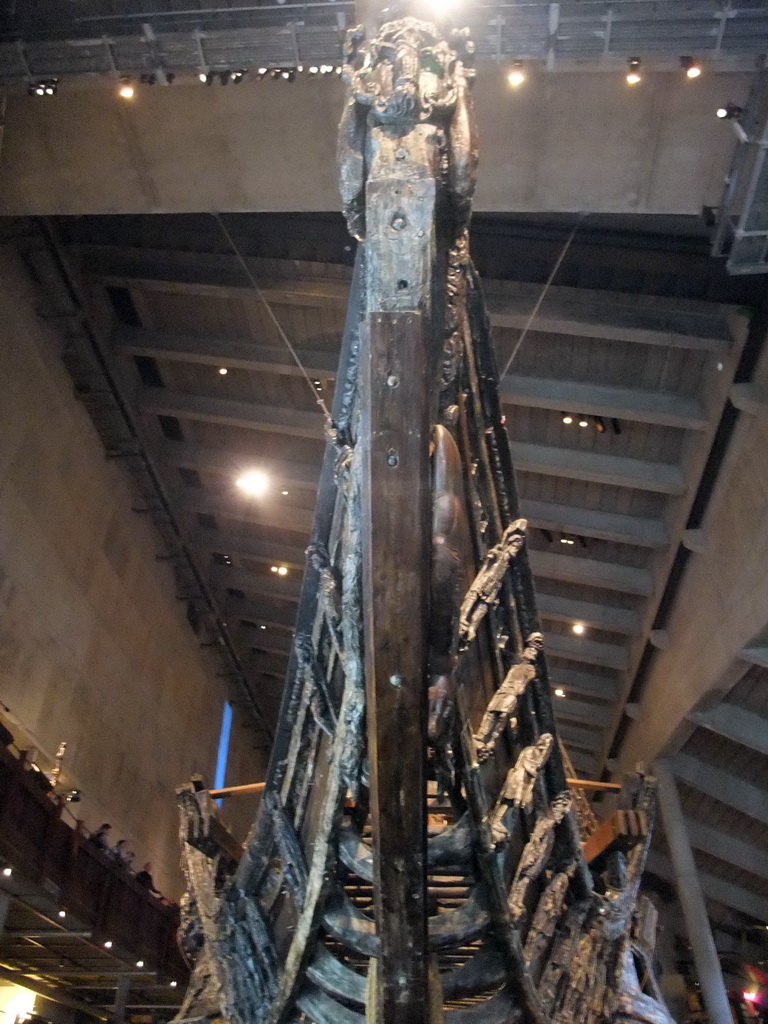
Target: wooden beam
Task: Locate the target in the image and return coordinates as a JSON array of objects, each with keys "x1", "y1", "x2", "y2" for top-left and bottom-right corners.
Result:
[
  {"x1": 545, "y1": 665, "x2": 620, "y2": 701},
  {"x1": 569, "y1": 749, "x2": 598, "y2": 776},
  {"x1": 740, "y1": 645, "x2": 768, "y2": 669},
  {"x1": 537, "y1": 592, "x2": 641, "y2": 635},
  {"x1": 183, "y1": 492, "x2": 314, "y2": 535},
  {"x1": 208, "y1": 563, "x2": 302, "y2": 602},
  {"x1": 222, "y1": 594, "x2": 297, "y2": 632},
  {"x1": 670, "y1": 753, "x2": 768, "y2": 827},
  {"x1": 546, "y1": 631, "x2": 630, "y2": 671},
  {"x1": 566, "y1": 778, "x2": 621, "y2": 791},
  {"x1": 646, "y1": 851, "x2": 768, "y2": 925},
  {"x1": 362, "y1": 310, "x2": 431, "y2": 1022},
  {"x1": 555, "y1": 697, "x2": 612, "y2": 728},
  {"x1": 161, "y1": 441, "x2": 320, "y2": 492},
  {"x1": 687, "y1": 703, "x2": 768, "y2": 758},
  {"x1": 237, "y1": 623, "x2": 293, "y2": 655},
  {"x1": 521, "y1": 498, "x2": 667, "y2": 548},
  {"x1": 686, "y1": 818, "x2": 768, "y2": 882},
  {"x1": 529, "y1": 549, "x2": 653, "y2": 596},
  {"x1": 558, "y1": 721, "x2": 603, "y2": 753},
  {"x1": 116, "y1": 326, "x2": 339, "y2": 378},
  {"x1": 138, "y1": 387, "x2": 325, "y2": 440},
  {"x1": 193, "y1": 529, "x2": 308, "y2": 570},
  {"x1": 513, "y1": 441, "x2": 685, "y2": 495},
  {"x1": 208, "y1": 782, "x2": 266, "y2": 798},
  {"x1": 501, "y1": 374, "x2": 708, "y2": 430},
  {"x1": 86, "y1": 247, "x2": 731, "y2": 353},
  {"x1": 243, "y1": 650, "x2": 289, "y2": 679}
]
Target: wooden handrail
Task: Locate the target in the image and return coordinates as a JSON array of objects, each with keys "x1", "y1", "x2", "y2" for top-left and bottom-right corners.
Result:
[
  {"x1": 207, "y1": 782, "x2": 267, "y2": 798},
  {"x1": 566, "y1": 778, "x2": 622, "y2": 791}
]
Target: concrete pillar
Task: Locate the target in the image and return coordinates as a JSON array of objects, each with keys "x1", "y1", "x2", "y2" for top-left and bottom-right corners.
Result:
[
  {"x1": 655, "y1": 760, "x2": 732, "y2": 1024},
  {"x1": 113, "y1": 975, "x2": 131, "y2": 1024}
]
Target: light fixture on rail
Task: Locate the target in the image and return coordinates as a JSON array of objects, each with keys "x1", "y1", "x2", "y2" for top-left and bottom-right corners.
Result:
[
  {"x1": 58, "y1": 910, "x2": 66, "y2": 919},
  {"x1": 507, "y1": 62, "x2": 526, "y2": 88},
  {"x1": 236, "y1": 470, "x2": 269, "y2": 497},
  {"x1": 136, "y1": 960, "x2": 144, "y2": 968},
  {"x1": 29, "y1": 78, "x2": 58, "y2": 97},
  {"x1": 554, "y1": 688, "x2": 566, "y2": 698},
  {"x1": 572, "y1": 623, "x2": 586, "y2": 635},
  {"x1": 170, "y1": 981, "x2": 178, "y2": 988},
  {"x1": 218, "y1": 367, "x2": 228, "y2": 375},
  {"x1": 230, "y1": 70, "x2": 246, "y2": 83},
  {"x1": 578, "y1": 417, "x2": 589, "y2": 428},
  {"x1": 626, "y1": 59, "x2": 642, "y2": 86},
  {"x1": 561, "y1": 413, "x2": 573, "y2": 425},
  {"x1": 716, "y1": 102, "x2": 743, "y2": 120},
  {"x1": 118, "y1": 79, "x2": 135, "y2": 100},
  {"x1": 680, "y1": 56, "x2": 701, "y2": 79},
  {"x1": 104, "y1": 940, "x2": 113, "y2": 949}
]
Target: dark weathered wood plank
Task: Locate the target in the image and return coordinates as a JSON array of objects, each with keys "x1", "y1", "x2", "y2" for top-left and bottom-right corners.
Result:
[{"x1": 362, "y1": 311, "x2": 431, "y2": 1023}]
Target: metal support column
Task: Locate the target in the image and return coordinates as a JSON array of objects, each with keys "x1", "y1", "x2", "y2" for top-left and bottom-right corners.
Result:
[
  {"x1": 655, "y1": 760, "x2": 732, "y2": 1024},
  {"x1": 0, "y1": 891, "x2": 10, "y2": 938},
  {"x1": 113, "y1": 975, "x2": 131, "y2": 1024}
]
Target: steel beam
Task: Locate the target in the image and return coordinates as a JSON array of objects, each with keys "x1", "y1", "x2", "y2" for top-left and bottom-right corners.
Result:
[{"x1": 685, "y1": 818, "x2": 768, "y2": 881}]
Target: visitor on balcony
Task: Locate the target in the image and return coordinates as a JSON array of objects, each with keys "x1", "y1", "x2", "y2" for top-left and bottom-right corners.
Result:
[{"x1": 88, "y1": 823, "x2": 112, "y2": 850}]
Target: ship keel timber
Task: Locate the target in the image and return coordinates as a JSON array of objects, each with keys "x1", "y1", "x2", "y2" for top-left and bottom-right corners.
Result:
[{"x1": 174, "y1": 10, "x2": 674, "y2": 1024}]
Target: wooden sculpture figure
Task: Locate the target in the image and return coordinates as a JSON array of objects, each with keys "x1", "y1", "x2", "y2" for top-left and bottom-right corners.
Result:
[{"x1": 173, "y1": 7, "x2": 675, "y2": 1024}]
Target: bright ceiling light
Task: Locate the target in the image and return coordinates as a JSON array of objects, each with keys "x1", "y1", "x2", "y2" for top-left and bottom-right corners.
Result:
[
  {"x1": 136, "y1": 960, "x2": 144, "y2": 968},
  {"x1": 277, "y1": 566, "x2": 288, "y2": 576},
  {"x1": 281, "y1": 489, "x2": 289, "y2": 495},
  {"x1": 236, "y1": 470, "x2": 268, "y2": 497},
  {"x1": 270, "y1": 566, "x2": 278, "y2": 573},
  {"x1": 218, "y1": 367, "x2": 228, "y2": 375},
  {"x1": 170, "y1": 981, "x2": 177, "y2": 988},
  {"x1": 626, "y1": 59, "x2": 642, "y2": 85},
  {"x1": 554, "y1": 688, "x2": 566, "y2": 698},
  {"x1": 104, "y1": 940, "x2": 113, "y2": 949},
  {"x1": 578, "y1": 418, "x2": 589, "y2": 428},
  {"x1": 198, "y1": 72, "x2": 207, "y2": 83},
  {"x1": 118, "y1": 84, "x2": 135, "y2": 100},
  {"x1": 58, "y1": 910, "x2": 66, "y2": 918},
  {"x1": 507, "y1": 63, "x2": 526, "y2": 88},
  {"x1": 681, "y1": 56, "x2": 701, "y2": 79},
  {"x1": 686, "y1": 65, "x2": 701, "y2": 79},
  {"x1": 2, "y1": 867, "x2": 11, "y2": 877},
  {"x1": 572, "y1": 623, "x2": 585, "y2": 635},
  {"x1": 562, "y1": 414, "x2": 573, "y2": 425}
]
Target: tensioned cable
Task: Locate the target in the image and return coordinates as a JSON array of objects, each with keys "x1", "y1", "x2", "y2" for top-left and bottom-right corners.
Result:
[
  {"x1": 213, "y1": 212, "x2": 333, "y2": 424},
  {"x1": 499, "y1": 213, "x2": 586, "y2": 380}
]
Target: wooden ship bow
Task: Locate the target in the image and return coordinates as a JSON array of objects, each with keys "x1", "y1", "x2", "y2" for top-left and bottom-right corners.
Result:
[{"x1": 174, "y1": 9, "x2": 675, "y2": 1024}]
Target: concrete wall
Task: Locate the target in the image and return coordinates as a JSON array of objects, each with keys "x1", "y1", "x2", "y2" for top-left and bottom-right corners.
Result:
[
  {"x1": 619, "y1": 338, "x2": 768, "y2": 772},
  {"x1": 0, "y1": 248, "x2": 265, "y2": 897},
  {"x1": 0, "y1": 67, "x2": 749, "y2": 216}
]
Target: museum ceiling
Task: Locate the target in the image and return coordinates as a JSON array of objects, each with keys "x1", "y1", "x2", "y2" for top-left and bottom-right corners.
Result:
[{"x1": 3, "y1": 209, "x2": 768, "y2": 965}]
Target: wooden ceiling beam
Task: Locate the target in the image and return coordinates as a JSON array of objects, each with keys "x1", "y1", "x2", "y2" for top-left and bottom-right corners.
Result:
[
  {"x1": 529, "y1": 549, "x2": 653, "y2": 596},
  {"x1": 223, "y1": 594, "x2": 297, "y2": 632},
  {"x1": 646, "y1": 851, "x2": 768, "y2": 924},
  {"x1": 86, "y1": 246, "x2": 730, "y2": 352},
  {"x1": 161, "y1": 441, "x2": 320, "y2": 492},
  {"x1": 670, "y1": 752, "x2": 768, "y2": 827},
  {"x1": 501, "y1": 374, "x2": 708, "y2": 431},
  {"x1": 193, "y1": 529, "x2": 308, "y2": 570},
  {"x1": 687, "y1": 703, "x2": 768, "y2": 758},
  {"x1": 121, "y1": 327, "x2": 705, "y2": 431},
  {"x1": 558, "y1": 721, "x2": 603, "y2": 754},
  {"x1": 183, "y1": 491, "x2": 315, "y2": 534},
  {"x1": 568, "y1": 750, "x2": 598, "y2": 777},
  {"x1": 237, "y1": 623, "x2": 293, "y2": 656},
  {"x1": 685, "y1": 818, "x2": 768, "y2": 882},
  {"x1": 545, "y1": 631, "x2": 630, "y2": 671},
  {"x1": 537, "y1": 592, "x2": 641, "y2": 635},
  {"x1": 545, "y1": 665, "x2": 620, "y2": 702},
  {"x1": 209, "y1": 563, "x2": 302, "y2": 602},
  {"x1": 554, "y1": 697, "x2": 612, "y2": 728}
]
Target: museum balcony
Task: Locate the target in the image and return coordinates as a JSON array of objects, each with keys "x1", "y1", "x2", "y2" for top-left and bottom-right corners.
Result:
[{"x1": 0, "y1": 741, "x2": 188, "y2": 1021}]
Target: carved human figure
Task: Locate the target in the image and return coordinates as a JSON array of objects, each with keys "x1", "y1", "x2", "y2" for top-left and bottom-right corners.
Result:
[
  {"x1": 459, "y1": 519, "x2": 527, "y2": 649},
  {"x1": 488, "y1": 733, "x2": 554, "y2": 845},
  {"x1": 474, "y1": 632, "x2": 544, "y2": 762},
  {"x1": 523, "y1": 866, "x2": 575, "y2": 970},
  {"x1": 508, "y1": 790, "x2": 572, "y2": 923}
]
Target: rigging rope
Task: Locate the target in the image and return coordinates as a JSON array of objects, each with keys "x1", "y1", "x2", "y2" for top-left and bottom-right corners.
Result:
[
  {"x1": 499, "y1": 214, "x2": 586, "y2": 381},
  {"x1": 213, "y1": 212, "x2": 333, "y2": 425}
]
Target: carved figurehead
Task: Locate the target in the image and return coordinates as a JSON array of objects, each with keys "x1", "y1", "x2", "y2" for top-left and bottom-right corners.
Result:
[{"x1": 338, "y1": 9, "x2": 478, "y2": 241}]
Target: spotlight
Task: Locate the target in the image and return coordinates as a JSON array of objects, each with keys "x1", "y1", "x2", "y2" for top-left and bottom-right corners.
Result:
[
  {"x1": 2, "y1": 867, "x2": 11, "y2": 877},
  {"x1": 282, "y1": 70, "x2": 296, "y2": 81},
  {"x1": 572, "y1": 623, "x2": 585, "y2": 635},
  {"x1": 560, "y1": 537, "x2": 575, "y2": 545},
  {"x1": 270, "y1": 565, "x2": 278, "y2": 573},
  {"x1": 277, "y1": 566, "x2": 288, "y2": 576},
  {"x1": 236, "y1": 471, "x2": 269, "y2": 497},
  {"x1": 198, "y1": 72, "x2": 208, "y2": 83},
  {"x1": 218, "y1": 367, "x2": 228, "y2": 375},
  {"x1": 507, "y1": 62, "x2": 526, "y2": 88},
  {"x1": 297, "y1": 65, "x2": 304, "y2": 72},
  {"x1": 680, "y1": 56, "x2": 701, "y2": 79},
  {"x1": 578, "y1": 418, "x2": 589, "y2": 428},
  {"x1": 104, "y1": 941, "x2": 113, "y2": 949},
  {"x1": 562, "y1": 414, "x2": 573, "y2": 425},
  {"x1": 65, "y1": 788, "x2": 81, "y2": 803},
  {"x1": 281, "y1": 490, "x2": 289, "y2": 496},
  {"x1": 230, "y1": 70, "x2": 245, "y2": 83},
  {"x1": 258, "y1": 68, "x2": 268, "y2": 76},
  {"x1": 336, "y1": 67, "x2": 342, "y2": 75},
  {"x1": 136, "y1": 960, "x2": 144, "y2": 968},
  {"x1": 717, "y1": 103, "x2": 743, "y2": 120},
  {"x1": 29, "y1": 78, "x2": 58, "y2": 97},
  {"x1": 259, "y1": 624, "x2": 266, "y2": 630},
  {"x1": 309, "y1": 66, "x2": 319, "y2": 74},
  {"x1": 58, "y1": 910, "x2": 66, "y2": 919},
  {"x1": 170, "y1": 981, "x2": 177, "y2": 988},
  {"x1": 554, "y1": 688, "x2": 566, "y2": 698},
  {"x1": 626, "y1": 59, "x2": 642, "y2": 85},
  {"x1": 118, "y1": 82, "x2": 135, "y2": 100}
]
